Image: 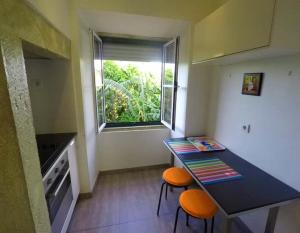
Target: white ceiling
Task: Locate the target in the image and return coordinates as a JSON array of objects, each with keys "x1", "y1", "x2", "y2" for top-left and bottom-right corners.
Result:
[
  {"x1": 77, "y1": 0, "x2": 228, "y2": 22},
  {"x1": 79, "y1": 10, "x2": 191, "y2": 39}
]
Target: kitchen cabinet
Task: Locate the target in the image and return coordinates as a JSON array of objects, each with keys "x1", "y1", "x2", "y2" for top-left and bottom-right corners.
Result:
[{"x1": 192, "y1": 0, "x2": 276, "y2": 63}]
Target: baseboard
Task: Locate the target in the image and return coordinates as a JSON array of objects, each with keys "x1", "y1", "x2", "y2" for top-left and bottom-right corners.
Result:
[
  {"x1": 79, "y1": 171, "x2": 100, "y2": 200},
  {"x1": 99, "y1": 163, "x2": 170, "y2": 175},
  {"x1": 78, "y1": 192, "x2": 93, "y2": 199}
]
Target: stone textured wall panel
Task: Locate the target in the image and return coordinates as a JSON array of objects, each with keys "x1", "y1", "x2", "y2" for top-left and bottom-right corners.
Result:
[
  {"x1": 0, "y1": 0, "x2": 71, "y2": 59},
  {"x1": 0, "y1": 0, "x2": 74, "y2": 232}
]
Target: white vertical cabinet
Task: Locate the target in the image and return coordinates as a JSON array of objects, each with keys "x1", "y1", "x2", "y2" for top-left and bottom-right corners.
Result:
[
  {"x1": 193, "y1": 0, "x2": 276, "y2": 63},
  {"x1": 192, "y1": 0, "x2": 300, "y2": 63}
]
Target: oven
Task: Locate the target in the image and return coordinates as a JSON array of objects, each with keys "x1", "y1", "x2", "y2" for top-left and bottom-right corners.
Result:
[{"x1": 42, "y1": 149, "x2": 73, "y2": 233}]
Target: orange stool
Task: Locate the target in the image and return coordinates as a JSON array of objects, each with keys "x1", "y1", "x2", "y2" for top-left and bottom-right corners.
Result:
[
  {"x1": 157, "y1": 167, "x2": 193, "y2": 216},
  {"x1": 174, "y1": 189, "x2": 218, "y2": 233}
]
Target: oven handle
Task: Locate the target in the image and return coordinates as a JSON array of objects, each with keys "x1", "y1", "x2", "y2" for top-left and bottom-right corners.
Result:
[{"x1": 50, "y1": 168, "x2": 70, "y2": 197}]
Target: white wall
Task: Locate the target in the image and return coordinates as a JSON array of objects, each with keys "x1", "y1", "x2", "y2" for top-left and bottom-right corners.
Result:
[
  {"x1": 26, "y1": 59, "x2": 77, "y2": 134},
  {"x1": 68, "y1": 5, "x2": 94, "y2": 193},
  {"x1": 171, "y1": 24, "x2": 211, "y2": 139},
  {"x1": 171, "y1": 25, "x2": 192, "y2": 139},
  {"x1": 25, "y1": 0, "x2": 71, "y2": 38},
  {"x1": 170, "y1": 24, "x2": 198, "y2": 167},
  {"x1": 97, "y1": 128, "x2": 170, "y2": 171},
  {"x1": 77, "y1": 11, "x2": 193, "y2": 171},
  {"x1": 79, "y1": 24, "x2": 98, "y2": 189},
  {"x1": 206, "y1": 54, "x2": 300, "y2": 233},
  {"x1": 185, "y1": 64, "x2": 212, "y2": 136}
]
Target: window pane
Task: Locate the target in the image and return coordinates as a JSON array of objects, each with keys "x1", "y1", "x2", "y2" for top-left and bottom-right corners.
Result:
[
  {"x1": 162, "y1": 87, "x2": 173, "y2": 124},
  {"x1": 96, "y1": 83, "x2": 104, "y2": 126},
  {"x1": 93, "y1": 36, "x2": 105, "y2": 130},
  {"x1": 164, "y1": 41, "x2": 176, "y2": 85},
  {"x1": 161, "y1": 38, "x2": 178, "y2": 129},
  {"x1": 103, "y1": 60, "x2": 161, "y2": 124}
]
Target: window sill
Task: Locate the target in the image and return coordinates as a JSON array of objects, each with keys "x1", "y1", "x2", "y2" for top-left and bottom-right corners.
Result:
[{"x1": 102, "y1": 124, "x2": 168, "y2": 133}]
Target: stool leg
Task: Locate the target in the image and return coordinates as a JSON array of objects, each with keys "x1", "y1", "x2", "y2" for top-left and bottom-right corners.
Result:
[
  {"x1": 186, "y1": 213, "x2": 189, "y2": 226},
  {"x1": 211, "y1": 217, "x2": 215, "y2": 233},
  {"x1": 204, "y1": 219, "x2": 208, "y2": 233},
  {"x1": 157, "y1": 182, "x2": 165, "y2": 216},
  {"x1": 173, "y1": 206, "x2": 181, "y2": 233},
  {"x1": 165, "y1": 183, "x2": 168, "y2": 200}
]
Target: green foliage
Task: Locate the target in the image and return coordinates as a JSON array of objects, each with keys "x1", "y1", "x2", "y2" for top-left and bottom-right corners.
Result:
[
  {"x1": 101, "y1": 60, "x2": 161, "y2": 123},
  {"x1": 164, "y1": 68, "x2": 174, "y2": 84}
]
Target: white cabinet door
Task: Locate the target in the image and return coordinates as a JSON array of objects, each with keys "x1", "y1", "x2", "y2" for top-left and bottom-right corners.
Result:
[
  {"x1": 68, "y1": 139, "x2": 79, "y2": 201},
  {"x1": 193, "y1": 0, "x2": 276, "y2": 63}
]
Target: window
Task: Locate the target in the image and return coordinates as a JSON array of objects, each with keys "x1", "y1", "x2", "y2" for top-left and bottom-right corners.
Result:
[
  {"x1": 103, "y1": 60, "x2": 162, "y2": 127},
  {"x1": 92, "y1": 31, "x2": 106, "y2": 132},
  {"x1": 161, "y1": 38, "x2": 179, "y2": 130},
  {"x1": 92, "y1": 32, "x2": 179, "y2": 131}
]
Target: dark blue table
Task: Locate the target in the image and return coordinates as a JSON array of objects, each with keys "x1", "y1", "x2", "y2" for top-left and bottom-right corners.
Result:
[{"x1": 164, "y1": 138, "x2": 300, "y2": 233}]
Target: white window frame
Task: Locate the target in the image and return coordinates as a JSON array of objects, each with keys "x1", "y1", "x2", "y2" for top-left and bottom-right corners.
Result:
[
  {"x1": 91, "y1": 30, "x2": 106, "y2": 133},
  {"x1": 161, "y1": 37, "x2": 179, "y2": 130},
  {"x1": 90, "y1": 33, "x2": 179, "y2": 130}
]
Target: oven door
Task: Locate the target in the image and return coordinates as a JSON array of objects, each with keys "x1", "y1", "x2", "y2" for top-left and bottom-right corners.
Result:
[{"x1": 46, "y1": 165, "x2": 73, "y2": 233}]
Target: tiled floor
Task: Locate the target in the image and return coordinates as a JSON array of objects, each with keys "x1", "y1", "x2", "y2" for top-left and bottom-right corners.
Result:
[{"x1": 67, "y1": 167, "x2": 248, "y2": 233}]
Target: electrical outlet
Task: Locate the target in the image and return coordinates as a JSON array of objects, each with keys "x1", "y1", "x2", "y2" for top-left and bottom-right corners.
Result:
[{"x1": 242, "y1": 124, "x2": 251, "y2": 133}]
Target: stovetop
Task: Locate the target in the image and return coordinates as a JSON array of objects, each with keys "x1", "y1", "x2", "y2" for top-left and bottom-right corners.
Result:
[{"x1": 36, "y1": 133, "x2": 76, "y2": 176}]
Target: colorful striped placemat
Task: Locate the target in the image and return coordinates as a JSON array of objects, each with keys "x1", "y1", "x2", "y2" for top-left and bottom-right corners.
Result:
[
  {"x1": 183, "y1": 158, "x2": 242, "y2": 185},
  {"x1": 187, "y1": 137, "x2": 226, "y2": 152},
  {"x1": 166, "y1": 139, "x2": 199, "y2": 155}
]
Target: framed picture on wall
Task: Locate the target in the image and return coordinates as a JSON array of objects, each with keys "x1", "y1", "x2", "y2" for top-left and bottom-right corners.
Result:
[{"x1": 242, "y1": 73, "x2": 263, "y2": 96}]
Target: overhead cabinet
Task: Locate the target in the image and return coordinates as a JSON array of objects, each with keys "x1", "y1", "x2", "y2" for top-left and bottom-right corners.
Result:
[{"x1": 193, "y1": 0, "x2": 276, "y2": 63}]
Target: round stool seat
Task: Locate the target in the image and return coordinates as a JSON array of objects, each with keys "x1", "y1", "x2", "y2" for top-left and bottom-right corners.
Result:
[
  {"x1": 179, "y1": 189, "x2": 218, "y2": 219},
  {"x1": 163, "y1": 167, "x2": 193, "y2": 187}
]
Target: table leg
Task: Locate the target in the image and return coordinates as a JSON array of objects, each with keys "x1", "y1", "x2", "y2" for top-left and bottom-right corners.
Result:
[
  {"x1": 170, "y1": 153, "x2": 174, "y2": 167},
  {"x1": 221, "y1": 216, "x2": 232, "y2": 233},
  {"x1": 170, "y1": 153, "x2": 174, "y2": 192},
  {"x1": 265, "y1": 207, "x2": 279, "y2": 233}
]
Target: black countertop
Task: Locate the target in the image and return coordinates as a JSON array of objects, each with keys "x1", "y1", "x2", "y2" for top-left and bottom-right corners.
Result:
[
  {"x1": 36, "y1": 133, "x2": 76, "y2": 176},
  {"x1": 165, "y1": 138, "x2": 300, "y2": 216}
]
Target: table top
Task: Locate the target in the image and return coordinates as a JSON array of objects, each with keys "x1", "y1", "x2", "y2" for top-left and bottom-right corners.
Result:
[{"x1": 164, "y1": 138, "x2": 300, "y2": 217}]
